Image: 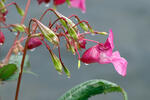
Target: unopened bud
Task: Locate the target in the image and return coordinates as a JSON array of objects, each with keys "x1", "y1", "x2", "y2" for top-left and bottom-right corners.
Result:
[
  {"x1": 15, "y1": 5, "x2": 24, "y2": 16},
  {"x1": 50, "y1": 52, "x2": 63, "y2": 73},
  {"x1": 36, "y1": 20, "x2": 59, "y2": 45},
  {"x1": 78, "y1": 60, "x2": 81, "y2": 69},
  {"x1": 55, "y1": 10, "x2": 78, "y2": 40},
  {"x1": 0, "y1": 31, "x2": 5, "y2": 45},
  {"x1": 0, "y1": 1, "x2": 7, "y2": 14},
  {"x1": 27, "y1": 37, "x2": 42, "y2": 49},
  {"x1": 95, "y1": 31, "x2": 108, "y2": 35},
  {"x1": 12, "y1": 24, "x2": 25, "y2": 32},
  {"x1": 80, "y1": 23, "x2": 89, "y2": 32}
]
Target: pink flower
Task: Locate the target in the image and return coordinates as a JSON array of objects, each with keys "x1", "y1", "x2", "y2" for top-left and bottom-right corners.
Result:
[
  {"x1": 81, "y1": 29, "x2": 127, "y2": 76},
  {"x1": 27, "y1": 37, "x2": 42, "y2": 49},
  {"x1": 0, "y1": 31, "x2": 5, "y2": 44},
  {"x1": 70, "y1": 0, "x2": 86, "y2": 13},
  {"x1": 54, "y1": 0, "x2": 66, "y2": 5},
  {"x1": 37, "y1": 0, "x2": 50, "y2": 4},
  {"x1": 37, "y1": 0, "x2": 66, "y2": 5}
]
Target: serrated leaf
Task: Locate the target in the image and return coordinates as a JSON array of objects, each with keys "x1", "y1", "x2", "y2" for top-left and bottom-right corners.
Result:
[
  {"x1": 0, "y1": 64, "x2": 17, "y2": 81},
  {"x1": 58, "y1": 79, "x2": 128, "y2": 100}
]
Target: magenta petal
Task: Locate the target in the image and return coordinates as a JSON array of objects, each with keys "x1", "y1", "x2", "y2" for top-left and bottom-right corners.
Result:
[
  {"x1": 98, "y1": 52, "x2": 111, "y2": 64},
  {"x1": 37, "y1": 0, "x2": 50, "y2": 4},
  {"x1": 104, "y1": 29, "x2": 114, "y2": 50},
  {"x1": 81, "y1": 45, "x2": 100, "y2": 64},
  {"x1": 70, "y1": 0, "x2": 86, "y2": 13},
  {"x1": 111, "y1": 51, "x2": 127, "y2": 76},
  {"x1": 54, "y1": 0, "x2": 66, "y2": 5},
  {"x1": 27, "y1": 37, "x2": 42, "y2": 49},
  {"x1": 0, "y1": 31, "x2": 5, "y2": 44}
]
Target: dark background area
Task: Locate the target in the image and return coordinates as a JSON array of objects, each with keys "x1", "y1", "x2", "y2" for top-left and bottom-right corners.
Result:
[{"x1": 0, "y1": 0, "x2": 150, "y2": 100}]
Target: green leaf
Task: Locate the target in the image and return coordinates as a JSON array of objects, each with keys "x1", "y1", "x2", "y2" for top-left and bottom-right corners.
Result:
[
  {"x1": 58, "y1": 79, "x2": 128, "y2": 100},
  {"x1": 7, "y1": 54, "x2": 35, "y2": 81},
  {"x1": 0, "y1": 64, "x2": 17, "y2": 81}
]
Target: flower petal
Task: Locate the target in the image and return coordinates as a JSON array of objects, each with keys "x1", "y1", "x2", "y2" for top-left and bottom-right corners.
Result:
[
  {"x1": 70, "y1": 0, "x2": 86, "y2": 13},
  {"x1": 37, "y1": 0, "x2": 50, "y2": 4},
  {"x1": 81, "y1": 45, "x2": 100, "y2": 64},
  {"x1": 104, "y1": 29, "x2": 114, "y2": 50},
  {"x1": 111, "y1": 51, "x2": 127, "y2": 76},
  {"x1": 54, "y1": 0, "x2": 66, "y2": 5},
  {"x1": 0, "y1": 31, "x2": 5, "y2": 44}
]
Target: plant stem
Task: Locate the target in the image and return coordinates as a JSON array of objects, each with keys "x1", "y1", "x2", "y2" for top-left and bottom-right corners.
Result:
[
  {"x1": 14, "y1": 0, "x2": 31, "y2": 100},
  {"x1": 21, "y1": 0, "x2": 31, "y2": 24},
  {"x1": 14, "y1": 37, "x2": 30, "y2": 100}
]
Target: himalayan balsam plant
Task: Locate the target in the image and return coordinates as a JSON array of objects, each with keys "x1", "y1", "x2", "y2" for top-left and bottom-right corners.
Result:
[{"x1": 0, "y1": 0, "x2": 128, "y2": 100}]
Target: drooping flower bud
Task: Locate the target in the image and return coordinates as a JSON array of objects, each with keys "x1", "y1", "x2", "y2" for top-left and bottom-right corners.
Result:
[
  {"x1": 79, "y1": 22, "x2": 89, "y2": 32},
  {"x1": 36, "y1": 20, "x2": 59, "y2": 45},
  {"x1": 50, "y1": 51, "x2": 63, "y2": 73},
  {"x1": 0, "y1": 1, "x2": 7, "y2": 14},
  {"x1": 15, "y1": 4, "x2": 24, "y2": 16},
  {"x1": 55, "y1": 10, "x2": 78, "y2": 40},
  {"x1": 27, "y1": 37, "x2": 42, "y2": 49},
  {"x1": 0, "y1": 31, "x2": 5, "y2": 45},
  {"x1": 12, "y1": 24, "x2": 26, "y2": 32}
]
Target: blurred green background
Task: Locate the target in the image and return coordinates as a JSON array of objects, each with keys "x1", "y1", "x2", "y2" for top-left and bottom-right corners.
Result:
[{"x1": 0, "y1": 0, "x2": 149, "y2": 100}]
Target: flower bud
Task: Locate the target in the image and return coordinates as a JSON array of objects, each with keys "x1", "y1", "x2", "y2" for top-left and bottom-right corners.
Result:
[
  {"x1": 80, "y1": 23, "x2": 89, "y2": 32},
  {"x1": 36, "y1": 20, "x2": 59, "y2": 45},
  {"x1": 0, "y1": 31, "x2": 5, "y2": 45},
  {"x1": 95, "y1": 31, "x2": 108, "y2": 35},
  {"x1": 55, "y1": 10, "x2": 78, "y2": 40},
  {"x1": 0, "y1": 1, "x2": 7, "y2": 14},
  {"x1": 79, "y1": 39, "x2": 86, "y2": 49},
  {"x1": 15, "y1": 4, "x2": 24, "y2": 16},
  {"x1": 50, "y1": 52, "x2": 63, "y2": 73},
  {"x1": 27, "y1": 37, "x2": 42, "y2": 49},
  {"x1": 12, "y1": 24, "x2": 25, "y2": 32}
]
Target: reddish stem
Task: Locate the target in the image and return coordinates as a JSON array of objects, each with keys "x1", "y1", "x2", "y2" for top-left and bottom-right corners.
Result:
[
  {"x1": 83, "y1": 39, "x2": 100, "y2": 44},
  {"x1": 14, "y1": 0, "x2": 31, "y2": 100},
  {"x1": 14, "y1": 37, "x2": 30, "y2": 100},
  {"x1": 21, "y1": 0, "x2": 31, "y2": 24}
]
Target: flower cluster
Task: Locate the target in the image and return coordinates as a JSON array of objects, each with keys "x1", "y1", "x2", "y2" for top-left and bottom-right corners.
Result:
[
  {"x1": 0, "y1": 0, "x2": 127, "y2": 78},
  {"x1": 25, "y1": 9, "x2": 127, "y2": 77}
]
